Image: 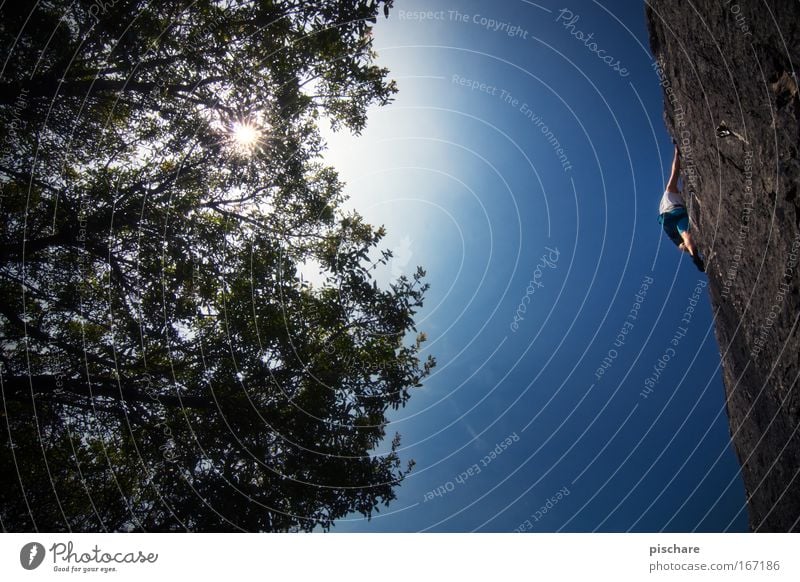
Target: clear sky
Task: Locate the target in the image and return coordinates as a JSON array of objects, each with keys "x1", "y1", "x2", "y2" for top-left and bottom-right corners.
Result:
[{"x1": 319, "y1": 0, "x2": 748, "y2": 532}]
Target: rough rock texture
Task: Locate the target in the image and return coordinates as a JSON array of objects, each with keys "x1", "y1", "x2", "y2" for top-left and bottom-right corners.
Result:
[{"x1": 646, "y1": 0, "x2": 800, "y2": 531}]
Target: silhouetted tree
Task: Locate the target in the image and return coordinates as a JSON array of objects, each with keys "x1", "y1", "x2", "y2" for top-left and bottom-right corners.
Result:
[{"x1": 1, "y1": 0, "x2": 434, "y2": 532}]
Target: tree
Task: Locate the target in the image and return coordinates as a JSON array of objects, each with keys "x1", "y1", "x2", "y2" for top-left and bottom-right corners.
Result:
[{"x1": 0, "y1": 0, "x2": 435, "y2": 532}]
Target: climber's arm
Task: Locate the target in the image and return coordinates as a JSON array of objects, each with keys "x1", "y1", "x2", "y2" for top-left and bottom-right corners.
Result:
[{"x1": 666, "y1": 144, "x2": 681, "y2": 193}]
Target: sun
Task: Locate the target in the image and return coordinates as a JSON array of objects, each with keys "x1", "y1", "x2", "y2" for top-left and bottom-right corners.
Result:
[
  {"x1": 233, "y1": 121, "x2": 259, "y2": 146},
  {"x1": 229, "y1": 120, "x2": 262, "y2": 155}
]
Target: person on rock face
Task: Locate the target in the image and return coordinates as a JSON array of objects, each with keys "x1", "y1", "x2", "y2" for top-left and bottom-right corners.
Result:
[{"x1": 658, "y1": 144, "x2": 705, "y2": 272}]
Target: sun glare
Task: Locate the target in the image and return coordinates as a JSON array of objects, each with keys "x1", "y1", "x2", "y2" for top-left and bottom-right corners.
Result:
[{"x1": 230, "y1": 120, "x2": 262, "y2": 154}]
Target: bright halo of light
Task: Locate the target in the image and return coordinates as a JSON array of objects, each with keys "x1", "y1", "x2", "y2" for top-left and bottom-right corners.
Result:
[{"x1": 229, "y1": 120, "x2": 262, "y2": 154}]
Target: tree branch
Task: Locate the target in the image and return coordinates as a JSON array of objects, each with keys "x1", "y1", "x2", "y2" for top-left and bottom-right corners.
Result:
[{"x1": 2, "y1": 373, "x2": 216, "y2": 410}]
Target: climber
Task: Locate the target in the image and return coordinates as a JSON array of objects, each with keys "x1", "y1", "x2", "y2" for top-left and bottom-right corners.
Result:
[{"x1": 658, "y1": 144, "x2": 705, "y2": 272}]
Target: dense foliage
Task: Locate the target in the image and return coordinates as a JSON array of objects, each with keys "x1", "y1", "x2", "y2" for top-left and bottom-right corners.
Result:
[{"x1": 0, "y1": 0, "x2": 434, "y2": 531}]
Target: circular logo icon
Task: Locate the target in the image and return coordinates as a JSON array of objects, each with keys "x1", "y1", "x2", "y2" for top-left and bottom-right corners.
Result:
[{"x1": 20, "y1": 542, "x2": 46, "y2": 570}]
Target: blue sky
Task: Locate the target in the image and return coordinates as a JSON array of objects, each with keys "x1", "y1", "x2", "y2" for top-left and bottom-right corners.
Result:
[{"x1": 319, "y1": 0, "x2": 748, "y2": 532}]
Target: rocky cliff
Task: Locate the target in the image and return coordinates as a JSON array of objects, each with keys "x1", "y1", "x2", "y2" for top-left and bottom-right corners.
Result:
[{"x1": 646, "y1": 0, "x2": 800, "y2": 532}]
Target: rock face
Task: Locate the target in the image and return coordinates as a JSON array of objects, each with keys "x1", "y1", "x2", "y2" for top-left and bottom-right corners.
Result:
[{"x1": 646, "y1": 0, "x2": 800, "y2": 531}]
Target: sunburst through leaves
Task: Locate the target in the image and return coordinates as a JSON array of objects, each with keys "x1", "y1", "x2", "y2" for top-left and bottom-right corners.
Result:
[{"x1": 228, "y1": 119, "x2": 264, "y2": 156}]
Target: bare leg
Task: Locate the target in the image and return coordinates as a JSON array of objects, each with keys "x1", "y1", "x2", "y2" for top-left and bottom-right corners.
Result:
[{"x1": 680, "y1": 230, "x2": 697, "y2": 256}]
